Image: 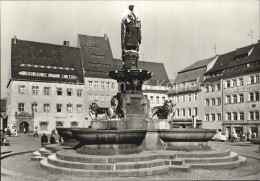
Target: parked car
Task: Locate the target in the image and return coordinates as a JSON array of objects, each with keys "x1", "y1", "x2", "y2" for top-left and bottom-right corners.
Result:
[
  {"x1": 211, "y1": 132, "x2": 227, "y2": 142},
  {"x1": 251, "y1": 137, "x2": 260, "y2": 144}
]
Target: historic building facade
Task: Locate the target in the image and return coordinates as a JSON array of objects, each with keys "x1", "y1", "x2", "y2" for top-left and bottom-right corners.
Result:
[
  {"x1": 221, "y1": 43, "x2": 260, "y2": 137},
  {"x1": 167, "y1": 56, "x2": 217, "y2": 127},
  {"x1": 7, "y1": 38, "x2": 86, "y2": 134}
]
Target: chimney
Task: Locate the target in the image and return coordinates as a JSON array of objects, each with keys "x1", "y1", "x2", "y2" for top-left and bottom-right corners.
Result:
[
  {"x1": 104, "y1": 34, "x2": 108, "y2": 41},
  {"x1": 13, "y1": 36, "x2": 17, "y2": 44},
  {"x1": 63, "y1": 41, "x2": 70, "y2": 46}
]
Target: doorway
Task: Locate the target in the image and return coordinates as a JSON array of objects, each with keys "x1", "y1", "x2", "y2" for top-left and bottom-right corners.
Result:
[{"x1": 19, "y1": 121, "x2": 29, "y2": 133}]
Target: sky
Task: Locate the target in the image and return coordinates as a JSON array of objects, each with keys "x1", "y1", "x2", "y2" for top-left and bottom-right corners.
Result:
[{"x1": 1, "y1": 0, "x2": 259, "y2": 98}]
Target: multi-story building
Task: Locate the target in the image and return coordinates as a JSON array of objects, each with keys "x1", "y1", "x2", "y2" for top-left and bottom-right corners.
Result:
[
  {"x1": 202, "y1": 51, "x2": 235, "y2": 131},
  {"x1": 77, "y1": 34, "x2": 118, "y2": 120},
  {"x1": 6, "y1": 37, "x2": 86, "y2": 134},
  {"x1": 167, "y1": 56, "x2": 217, "y2": 126},
  {"x1": 221, "y1": 43, "x2": 260, "y2": 137}
]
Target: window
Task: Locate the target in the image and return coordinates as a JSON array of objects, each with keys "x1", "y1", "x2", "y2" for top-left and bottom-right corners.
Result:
[
  {"x1": 31, "y1": 103, "x2": 38, "y2": 112},
  {"x1": 67, "y1": 88, "x2": 72, "y2": 96},
  {"x1": 226, "y1": 95, "x2": 231, "y2": 104},
  {"x1": 94, "y1": 81, "x2": 98, "y2": 88},
  {"x1": 188, "y1": 108, "x2": 192, "y2": 117},
  {"x1": 216, "y1": 84, "x2": 221, "y2": 91},
  {"x1": 182, "y1": 109, "x2": 185, "y2": 117},
  {"x1": 249, "y1": 111, "x2": 254, "y2": 120},
  {"x1": 226, "y1": 112, "x2": 231, "y2": 121},
  {"x1": 256, "y1": 92, "x2": 259, "y2": 101},
  {"x1": 211, "y1": 114, "x2": 215, "y2": 121},
  {"x1": 232, "y1": 95, "x2": 237, "y2": 103},
  {"x1": 205, "y1": 99, "x2": 209, "y2": 106},
  {"x1": 67, "y1": 104, "x2": 73, "y2": 113},
  {"x1": 56, "y1": 121, "x2": 63, "y2": 127},
  {"x1": 239, "y1": 112, "x2": 244, "y2": 121},
  {"x1": 205, "y1": 114, "x2": 209, "y2": 121},
  {"x1": 177, "y1": 96, "x2": 179, "y2": 103},
  {"x1": 256, "y1": 75, "x2": 260, "y2": 83},
  {"x1": 19, "y1": 85, "x2": 26, "y2": 94},
  {"x1": 194, "y1": 108, "x2": 198, "y2": 116},
  {"x1": 183, "y1": 95, "x2": 185, "y2": 102},
  {"x1": 18, "y1": 103, "x2": 25, "y2": 112},
  {"x1": 233, "y1": 112, "x2": 237, "y2": 121},
  {"x1": 150, "y1": 96, "x2": 154, "y2": 103},
  {"x1": 106, "y1": 95, "x2": 110, "y2": 102},
  {"x1": 156, "y1": 96, "x2": 160, "y2": 104},
  {"x1": 77, "y1": 89, "x2": 82, "y2": 97},
  {"x1": 238, "y1": 78, "x2": 243, "y2": 86},
  {"x1": 106, "y1": 82, "x2": 110, "y2": 89},
  {"x1": 32, "y1": 86, "x2": 39, "y2": 95},
  {"x1": 76, "y1": 104, "x2": 82, "y2": 113},
  {"x1": 232, "y1": 79, "x2": 237, "y2": 87},
  {"x1": 89, "y1": 94, "x2": 93, "y2": 101},
  {"x1": 57, "y1": 88, "x2": 62, "y2": 95},
  {"x1": 250, "y1": 111, "x2": 260, "y2": 120},
  {"x1": 71, "y1": 121, "x2": 78, "y2": 127},
  {"x1": 188, "y1": 94, "x2": 191, "y2": 101},
  {"x1": 217, "y1": 113, "x2": 221, "y2": 121},
  {"x1": 100, "y1": 95, "x2": 105, "y2": 102},
  {"x1": 250, "y1": 76, "x2": 254, "y2": 84},
  {"x1": 211, "y1": 85, "x2": 215, "y2": 92},
  {"x1": 239, "y1": 94, "x2": 244, "y2": 102},
  {"x1": 88, "y1": 81, "x2": 93, "y2": 88},
  {"x1": 194, "y1": 93, "x2": 198, "y2": 101},
  {"x1": 226, "y1": 80, "x2": 231, "y2": 88},
  {"x1": 217, "y1": 98, "x2": 221, "y2": 105},
  {"x1": 256, "y1": 111, "x2": 259, "y2": 120},
  {"x1": 40, "y1": 122, "x2": 48, "y2": 131},
  {"x1": 94, "y1": 95, "x2": 99, "y2": 101},
  {"x1": 211, "y1": 98, "x2": 215, "y2": 106},
  {"x1": 249, "y1": 92, "x2": 254, "y2": 101},
  {"x1": 162, "y1": 97, "x2": 165, "y2": 103},
  {"x1": 44, "y1": 87, "x2": 50, "y2": 95},
  {"x1": 176, "y1": 109, "x2": 180, "y2": 117},
  {"x1": 43, "y1": 104, "x2": 50, "y2": 112},
  {"x1": 56, "y1": 104, "x2": 62, "y2": 112},
  {"x1": 100, "y1": 81, "x2": 104, "y2": 89},
  {"x1": 111, "y1": 83, "x2": 115, "y2": 89}
]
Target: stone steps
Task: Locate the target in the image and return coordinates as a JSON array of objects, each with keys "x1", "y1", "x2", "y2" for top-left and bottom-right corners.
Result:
[
  {"x1": 31, "y1": 156, "x2": 45, "y2": 161},
  {"x1": 183, "y1": 152, "x2": 239, "y2": 164},
  {"x1": 40, "y1": 158, "x2": 169, "y2": 177},
  {"x1": 48, "y1": 154, "x2": 166, "y2": 170},
  {"x1": 40, "y1": 149, "x2": 247, "y2": 177},
  {"x1": 190, "y1": 156, "x2": 246, "y2": 169}
]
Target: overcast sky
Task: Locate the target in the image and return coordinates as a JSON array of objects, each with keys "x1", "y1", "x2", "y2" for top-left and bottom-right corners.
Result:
[{"x1": 1, "y1": 0, "x2": 259, "y2": 98}]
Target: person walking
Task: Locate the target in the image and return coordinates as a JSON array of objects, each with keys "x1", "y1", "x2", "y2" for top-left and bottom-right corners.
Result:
[
  {"x1": 34, "y1": 130, "x2": 39, "y2": 137},
  {"x1": 6, "y1": 127, "x2": 11, "y2": 137},
  {"x1": 50, "y1": 134, "x2": 56, "y2": 144},
  {"x1": 41, "y1": 133, "x2": 48, "y2": 147}
]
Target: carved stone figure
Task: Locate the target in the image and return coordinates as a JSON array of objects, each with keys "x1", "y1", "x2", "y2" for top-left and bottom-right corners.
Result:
[
  {"x1": 121, "y1": 3, "x2": 142, "y2": 52},
  {"x1": 89, "y1": 102, "x2": 113, "y2": 120},
  {"x1": 151, "y1": 100, "x2": 176, "y2": 119}
]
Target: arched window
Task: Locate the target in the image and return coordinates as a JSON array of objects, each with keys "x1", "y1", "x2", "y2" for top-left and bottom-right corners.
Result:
[
  {"x1": 40, "y1": 122, "x2": 48, "y2": 131},
  {"x1": 71, "y1": 121, "x2": 78, "y2": 127},
  {"x1": 56, "y1": 121, "x2": 63, "y2": 127}
]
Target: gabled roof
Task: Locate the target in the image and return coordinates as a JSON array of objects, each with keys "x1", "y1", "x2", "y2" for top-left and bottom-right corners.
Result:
[
  {"x1": 174, "y1": 67, "x2": 207, "y2": 84},
  {"x1": 225, "y1": 43, "x2": 260, "y2": 68},
  {"x1": 179, "y1": 56, "x2": 216, "y2": 73},
  {"x1": 113, "y1": 59, "x2": 170, "y2": 86},
  {"x1": 78, "y1": 34, "x2": 114, "y2": 79},
  {"x1": 10, "y1": 38, "x2": 84, "y2": 84},
  {"x1": 206, "y1": 51, "x2": 236, "y2": 74}
]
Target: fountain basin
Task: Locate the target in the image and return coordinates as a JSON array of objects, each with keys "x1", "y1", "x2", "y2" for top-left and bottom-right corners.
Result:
[
  {"x1": 56, "y1": 127, "x2": 81, "y2": 147},
  {"x1": 109, "y1": 69, "x2": 152, "y2": 82},
  {"x1": 158, "y1": 129, "x2": 215, "y2": 151},
  {"x1": 71, "y1": 129, "x2": 147, "y2": 155}
]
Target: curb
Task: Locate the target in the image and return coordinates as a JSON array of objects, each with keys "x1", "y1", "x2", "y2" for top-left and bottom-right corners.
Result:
[{"x1": 0, "y1": 150, "x2": 35, "y2": 160}]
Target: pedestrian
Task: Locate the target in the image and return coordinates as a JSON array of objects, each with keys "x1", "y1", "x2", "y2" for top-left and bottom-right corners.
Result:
[
  {"x1": 41, "y1": 133, "x2": 48, "y2": 147},
  {"x1": 34, "y1": 130, "x2": 39, "y2": 137},
  {"x1": 50, "y1": 134, "x2": 56, "y2": 144},
  {"x1": 6, "y1": 127, "x2": 11, "y2": 137}
]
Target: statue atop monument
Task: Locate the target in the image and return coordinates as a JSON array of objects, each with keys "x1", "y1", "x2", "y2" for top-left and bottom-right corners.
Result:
[{"x1": 121, "y1": 2, "x2": 142, "y2": 52}]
